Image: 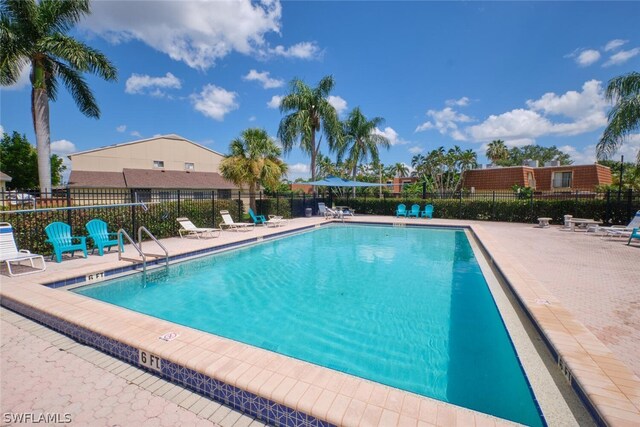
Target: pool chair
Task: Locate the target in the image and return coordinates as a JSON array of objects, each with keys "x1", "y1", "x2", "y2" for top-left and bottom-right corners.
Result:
[
  {"x1": 176, "y1": 217, "x2": 221, "y2": 239},
  {"x1": 589, "y1": 210, "x2": 640, "y2": 238},
  {"x1": 421, "y1": 204, "x2": 434, "y2": 219},
  {"x1": 408, "y1": 204, "x2": 420, "y2": 218},
  {"x1": 396, "y1": 204, "x2": 407, "y2": 217},
  {"x1": 0, "y1": 222, "x2": 46, "y2": 276},
  {"x1": 44, "y1": 221, "x2": 88, "y2": 263},
  {"x1": 318, "y1": 202, "x2": 328, "y2": 217},
  {"x1": 628, "y1": 228, "x2": 640, "y2": 245},
  {"x1": 248, "y1": 208, "x2": 267, "y2": 225},
  {"x1": 325, "y1": 207, "x2": 344, "y2": 219},
  {"x1": 265, "y1": 215, "x2": 288, "y2": 227},
  {"x1": 86, "y1": 219, "x2": 124, "y2": 255},
  {"x1": 219, "y1": 210, "x2": 255, "y2": 231}
]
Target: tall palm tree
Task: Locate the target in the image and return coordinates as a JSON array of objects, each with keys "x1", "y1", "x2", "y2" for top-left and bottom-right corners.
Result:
[
  {"x1": 0, "y1": 0, "x2": 117, "y2": 194},
  {"x1": 220, "y1": 128, "x2": 288, "y2": 213},
  {"x1": 277, "y1": 75, "x2": 342, "y2": 183},
  {"x1": 597, "y1": 71, "x2": 640, "y2": 165},
  {"x1": 456, "y1": 148, "x2": 478, "y2": 191},
  {"x1": 486, "y1": 139, "x2": 509, "y2": 164},
  {"x1": 337, "y1": 107, "x2": 390, "y2": 196},
  {"x1": 390, "y1": 162, "x2": 409, "y2": 178}
]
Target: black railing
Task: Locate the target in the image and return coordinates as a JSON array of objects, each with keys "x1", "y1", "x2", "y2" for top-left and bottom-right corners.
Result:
[{"x1": 1, "y1": 187, "x2": 637, "y2": 254}]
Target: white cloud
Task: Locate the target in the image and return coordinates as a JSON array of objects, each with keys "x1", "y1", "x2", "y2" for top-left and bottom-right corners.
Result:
[
  {"x1": 468, "y1": 80, "x2": 608, "y2": 144},
  {"x1": 445, "y1": 97, "x2": 470, "y2": 107},
  {"x1": 1, "y1": 64, "x2": 30, "y2": 91},
  {"x1": 0, "y1": 125, "x2": 4, "y2": 135},
  {"x1": 116, "y1": 125, "x2": 126, "y2": 132},
  {"x1": 604, "y1": 39, "x2": 628, "y2": 51},
  {"x1": 603, "y1": 48, "x2": 640, "y2": 67},
  {"x1": 249, "y1": 116, "x2": 256, "y2": 122},
  {"x1": 575, "y1": 49, "x2": 601, "y2": 67},
  {"x1": 327, "y1": 96, "x2": 348, "y2": 115},
  {"x1": 243, "y1": 69, "x2": 284, "y2": 89},
  {"x1": 408, "y1": 146, "x2": 423, "y2": 154},
  {"x1": 267, "y1": 95, "x2": 283, "y2": 109},
  {"x1": 81, "y1": 0, "x2": 282, "y2": 70},
  {"x1": 373, "y1": 127, "x2": 408, "y2": 146},
  {"x1": 415, "y1": 107, "x2": 473, "y2": 141},
  {"x1": 125, "y1": 72, "x2": 181, "y2": 96},
  {"x1": 267, "y1": 42, "x2": 321, "y2": 59},
  {"x1": 558, "y1": 144, "x2": 596, "y2": 164},
  {"x1": 191, "y1": 84, "x2": 239, "y2": 121},
  {"x1": 289, "y1": 163, "x2": 309, "y2": 173},
  {"x1": 51, "y1": 139, "x2": 77, "y2": 182},
  {"x1": 130, "y1": 131, "x2": 142, "y2": 138}
]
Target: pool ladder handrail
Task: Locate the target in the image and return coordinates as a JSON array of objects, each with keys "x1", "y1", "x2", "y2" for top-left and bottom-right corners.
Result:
[{"x1": 117, "y1": 227, "x2": 169, "y2": 273}]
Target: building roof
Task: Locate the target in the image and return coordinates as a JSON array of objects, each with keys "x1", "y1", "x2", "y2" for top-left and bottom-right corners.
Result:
[
  {"x1": 67, "y1": 134, "x2": 225, "y2": 159},
  {"x1": 0, "y1": 171, "x2": 12, "y2": 182},
  {"x1": 68, "y1": 168, "x2": 235, "y2": 189}
]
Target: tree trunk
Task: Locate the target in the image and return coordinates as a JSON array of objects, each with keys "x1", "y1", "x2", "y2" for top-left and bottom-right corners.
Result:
[
  {"x1": 310, "y1": 130, "x2": 317, "y2": 182},
  {"x1": 352, "y1": 165, "x2": 357, "y2": 198},
  {"x1": 249, "y1": 182, "x2": 256, "y2": 213},
  {"x1": 33, "y1": 87, "x2": 52, "y2": 196}
]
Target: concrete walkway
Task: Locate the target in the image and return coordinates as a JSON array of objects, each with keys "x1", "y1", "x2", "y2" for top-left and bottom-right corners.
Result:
[{"x1": 0, "y1": 307, "x2": 266, "y2": 427}]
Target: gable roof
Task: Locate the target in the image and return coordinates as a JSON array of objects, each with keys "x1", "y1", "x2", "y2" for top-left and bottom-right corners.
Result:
[
  {"x1": 0, "y1": 172, "x2": 12, "y2": 182},
  {"x1": 67, "y1": 134, "x2": 225, "y2": 159}
]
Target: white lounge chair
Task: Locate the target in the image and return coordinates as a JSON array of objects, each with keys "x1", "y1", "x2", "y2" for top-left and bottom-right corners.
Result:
[
  {"x1": 589, "y1": 210, "x2": 640, "y2": 238},
  {"x1": 219, "y1": 210, "x2": 255, "y2": 231},
  {"x1": 0, "y1": 222, "x2": 46, "y2": 276},
  {"x1": 318, "y1": 202, "x2": 328, "y2": 217},
  {"x1": 325, "y1": 207, "x2": 343, "y2": 219},
  {"x1": 176, "y1": 217, "x2": 220, "y2": 239},
  {"x1": 265, "y1": 215, "x2": 288, "y2": 227}
]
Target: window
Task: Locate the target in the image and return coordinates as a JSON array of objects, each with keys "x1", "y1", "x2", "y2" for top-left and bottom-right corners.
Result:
[
  {"x1": 552, "y1": 171, "x2": 572, "y2": 188},
  {"x1": 217, "y1": 189, "x2": 231, "y2": 199},
  {"x1": 193, "y1": 191, "x2": 205, "y2": 200},
  {"x1": 185, "y1": 162, "x2": 195, "y2": 171},
  {"x1": 159, "y1": 191, "x2": 171, "y2": 201},
  {"x1": 153, "y1": 160, "x2": 164, "y2": 168}
]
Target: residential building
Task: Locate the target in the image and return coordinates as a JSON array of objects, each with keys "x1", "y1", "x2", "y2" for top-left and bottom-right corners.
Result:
[
  {"x1": 0, "y1": 172, "x2": 11, "y2": 191},
  {"x1": 462, "y1": 163, "x2": 612, "y2": 192}
]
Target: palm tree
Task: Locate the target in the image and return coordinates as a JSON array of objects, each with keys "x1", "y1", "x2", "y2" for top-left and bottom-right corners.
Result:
[
  {"x1": 390, "y1": 162, "x2": 409, "y2": 178},
  {"x1": 486, "y1": 139, "x2": 509, "y2": 165},
  {"x1": 277, "y1": 75, "x2": 342, "y2": 183},
  {"x1": 0, "y1": 0, "x2": 117, "y2": 194},
  {"x1": 337, "y1": 107, "x2": 390, "y2": 196},
  {"x1": 597, "y1": 72, "x2": 640, "y2": 165},
  {"x1": 456, "y1": 148, "x2": 478, "y2": 191},
  {"x1": 220, "y1": 128, "x2": 288, "y2": 213}
]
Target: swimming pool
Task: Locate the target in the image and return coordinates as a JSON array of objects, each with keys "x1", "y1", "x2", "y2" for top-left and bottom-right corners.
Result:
[{"x1": 74, "y1": 225, "x2": 542, "y2": 426}]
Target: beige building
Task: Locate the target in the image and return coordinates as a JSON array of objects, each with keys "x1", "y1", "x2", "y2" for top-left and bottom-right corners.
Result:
[{"x1": 67, "y1": 134, "x2": 237, "y2": 202}]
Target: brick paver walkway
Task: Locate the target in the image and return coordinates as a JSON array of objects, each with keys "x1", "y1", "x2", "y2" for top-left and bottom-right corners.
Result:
[{"x1": 0, "y1": 307, "x2": 265, "y2": 427}]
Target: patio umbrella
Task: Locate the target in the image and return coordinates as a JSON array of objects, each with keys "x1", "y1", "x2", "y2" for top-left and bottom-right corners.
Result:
[{"x1": 305, "y1": 175, "x2": 384, "y2": 187}]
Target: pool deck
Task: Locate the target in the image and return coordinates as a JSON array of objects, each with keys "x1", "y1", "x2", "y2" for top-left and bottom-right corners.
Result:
[{"x1": 1, "y1": 216, "x2": 639, "y2": 426}]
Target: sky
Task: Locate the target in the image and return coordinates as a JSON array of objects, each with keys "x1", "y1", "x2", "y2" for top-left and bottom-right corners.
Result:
[{"x1": 1, "y1": 0, "x2": 640, "y2": 182}]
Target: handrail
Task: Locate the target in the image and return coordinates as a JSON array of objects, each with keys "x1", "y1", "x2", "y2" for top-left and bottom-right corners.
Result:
[
  {"x1": 118, "y1": 228, "x2": 147, "y2": 272},
  {"x1": 138, "y1": 226, "x2": 169, "y2": 267}
]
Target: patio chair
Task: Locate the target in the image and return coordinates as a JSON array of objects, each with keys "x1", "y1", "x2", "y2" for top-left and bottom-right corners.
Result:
[
  {"x1": 86, "y1": 219, "x2": 124, "y2": 255},
  {"x1": 318, "y1": 202, "x2": 328, "y2": 217},
  {"x1": 421, "y1": 204, "x2": 434, "y2": 219},
  {"x1": 325, "y1": 207, "x2": 344, "y2": 219},
  {"x1": 408, "y1": 204, "x2": 420, "y2": 218},
  {"x1": 589, "y1": 210, "x2": 640, "y2": 238},
  {"x1": 628, "y1": 228, "x2": 640, "y2": 245},
  {"x1": 219, "y1": 210, "x2": 255, "y2": 231},
  {"x1": 176, "y1": 217, "x2": 220, "y2": 239},
  {"x1": 396, "y1": 204, "x2": 407, "y2": 217},
  {"x1": 44, "y1": 221, "x2": 88, "y2": 263},
  {"x1": 248, "y1": 208, "x2": 267, "y2": 225},
  {"x1": 265, "y1": 215, "x2": 288, "y2": 227},
  {"x1": 0, "y1": 222, "x2": 46, "y2": 276}
]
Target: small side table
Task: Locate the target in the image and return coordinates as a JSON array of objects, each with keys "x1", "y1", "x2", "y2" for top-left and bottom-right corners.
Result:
[{"x1": 537, "y1": 217, "x2": 552, "y2": 228}]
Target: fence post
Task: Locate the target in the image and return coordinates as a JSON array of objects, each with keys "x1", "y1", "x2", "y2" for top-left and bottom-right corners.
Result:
[
  {"x1": 177, "y1": 189, "x2": 181, "y2": 217},
  {"x1": 302, "y1": 193, "x2": 306, "y2": 213},
  {"x1": 530, "y1": 189, "x2": 534, "y2": 222},
  {"x1": 66, "y1": 188, "x2": 72, "y2": 227},
  {"x1": 458, "y1": 191, "x2": 462, "y2": 219},
  {"x1": 627, "y1": 189, "x2": 633, "y2": 221},
  {"x1": 313, "y1": 192, "x2": 317, "y2": 215},
  {"x1": 237, "y1": 191, "x2": 242, "y2": 220},
  {"x1": 212, "y1": 191, "x2": 216, "y2": 227},
  {"x1": 492, "y1": 191, "x2": 496, "y2": 221},
  {"x1": 259, "y1": 191, "x2": 263, "y2": 214},
  {"x1": 290, "y1": 192, "x2": 294, "y2": 218},
  {"x1": 605, "y1": 190, "x2": 611, "y2": 224},
  {"x1": 130, "y1": 189, "x2": 137, "y2": 234}
]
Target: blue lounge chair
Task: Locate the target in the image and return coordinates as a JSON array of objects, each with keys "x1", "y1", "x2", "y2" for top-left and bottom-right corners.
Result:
[
  {"x1": 86, "y1": 219, "x2": 124, "y2": 255},
  {"x1": 45, "y1": 222, "x2": 88, "y2": 263},
  {"x1": 628, "y1": 228, "x2": 640, "y2": 245},
  {"x1": 248, "y1": 208, "x2": 267, "y2": 225},
  {"x1": 396, "y1": 204, "x2": 407, "y2": 217},
  {"x1": 421, "y1": 204, "x2": 434, "y2": 219},
  {"x1": 408, "y1": 204, "x2": 420, "y2": 218}
]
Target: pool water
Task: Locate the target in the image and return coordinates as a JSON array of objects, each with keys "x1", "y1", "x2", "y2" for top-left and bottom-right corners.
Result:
[{"x1": 75, "y1": 225, "x2": 542, "y2": 426}]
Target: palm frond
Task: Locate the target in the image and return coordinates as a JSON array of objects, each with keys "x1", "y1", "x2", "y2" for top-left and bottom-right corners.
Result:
[
  {"x1": 54, "y1": 59, "x2": 99, "y2": 117},
  {"x1": 41, "y1": 33, "x2": 117, "y2": 80},
  {"x1": 605, "y1": 72, "x2": 640, "y2": 102},
  {"x1": 38, "y1": 0, "x2": 89, "y2": 35}
]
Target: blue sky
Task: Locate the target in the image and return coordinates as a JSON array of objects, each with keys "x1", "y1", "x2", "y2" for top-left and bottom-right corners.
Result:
[{"x1": 2, "y1": 1, "x2": 640, "y2": 182}]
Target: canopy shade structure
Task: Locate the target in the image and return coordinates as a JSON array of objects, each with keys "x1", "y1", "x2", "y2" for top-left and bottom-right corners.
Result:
[{"x1": 305, "y1": 175, "x2": 385, "y2": 187}]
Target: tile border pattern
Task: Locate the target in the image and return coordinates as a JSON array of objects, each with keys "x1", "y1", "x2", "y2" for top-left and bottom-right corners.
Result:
[{"x1": 1, "y1": 297, "x2": 334, "y2": 427}]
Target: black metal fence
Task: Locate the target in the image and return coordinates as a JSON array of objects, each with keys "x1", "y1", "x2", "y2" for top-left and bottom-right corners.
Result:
[{"x1": 1, "y1": 187, "x2": 637, "y2": 255}]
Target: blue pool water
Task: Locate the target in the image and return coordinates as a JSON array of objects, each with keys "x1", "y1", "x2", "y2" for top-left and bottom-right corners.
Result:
[{"x1": 75, "y1": 225, "x2": 542, "y2": 426}]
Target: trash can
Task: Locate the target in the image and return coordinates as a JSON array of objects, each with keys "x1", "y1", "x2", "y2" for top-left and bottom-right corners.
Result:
[{"x1": 305, "y1": 208, "x2": 312, "y2": 217}]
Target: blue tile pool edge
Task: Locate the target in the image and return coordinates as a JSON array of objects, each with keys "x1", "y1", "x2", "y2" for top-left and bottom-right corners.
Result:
[
  {"x1": 469, "y1": 230, "x2": 606, "y2": 427},
  {"x1": 0, "y1": 296, "x2": 335, "y2": 427}
]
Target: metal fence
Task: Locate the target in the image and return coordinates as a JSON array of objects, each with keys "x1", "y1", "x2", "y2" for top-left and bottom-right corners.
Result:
[{"x1": 1, "y1": 187, "x2": 637, "y2": 254}]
